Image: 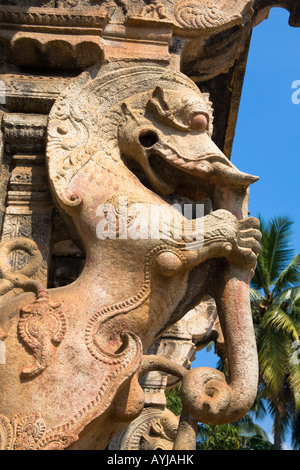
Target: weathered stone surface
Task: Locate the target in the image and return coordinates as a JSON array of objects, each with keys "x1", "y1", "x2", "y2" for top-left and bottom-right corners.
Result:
[{"x1": 0, "y1": 59, "x2": 262, "y2": 450}]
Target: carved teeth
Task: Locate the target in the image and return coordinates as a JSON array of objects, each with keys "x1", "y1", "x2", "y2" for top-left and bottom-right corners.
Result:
[
  {"x1": 174, "y1": 158, "x2": 185, "y2": 165},
  {"x1": 166, "y1": 154, "x2": 177, "y2": 161},
  {"x1": 196, "y1": 162, "x2": 209, "y2": 171},
  {"x1": 181, "y1": 162, "x2": 195, "y2": 169}
]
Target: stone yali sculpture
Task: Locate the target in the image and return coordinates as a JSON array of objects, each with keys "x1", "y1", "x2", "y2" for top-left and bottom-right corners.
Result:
[{"x1": 0, "y1": 61, "x2": 261, "y2": 450}]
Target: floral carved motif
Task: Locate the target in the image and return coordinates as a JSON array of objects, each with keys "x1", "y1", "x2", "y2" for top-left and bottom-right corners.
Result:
[
  {"x1": 18, "y1": 294, "x2": 67, "y2": 379},
  {"x1": 174, "y1": 0, "x2": 242, "y2": 30},
  {"x1": 0, "y1": 412, "x2": 77, "y2": 450}
]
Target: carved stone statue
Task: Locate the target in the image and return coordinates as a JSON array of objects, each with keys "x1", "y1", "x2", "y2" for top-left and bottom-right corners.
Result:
[{"x1": 0, "y1": 60, "x2": 261, "y2": 450}]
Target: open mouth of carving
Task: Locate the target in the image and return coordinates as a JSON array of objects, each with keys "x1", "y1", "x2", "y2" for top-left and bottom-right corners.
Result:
[
  {"x1": 147, "y1": 153, "x2": 215, "y2": 201},
  {"x1": 124, "y1": 129, "x2": 258, "y2": 203},
  {"x1": 147, "y1": 148, "x2": 258, "y2": 203},
  {"x1": 137, "y1": 129, "x2": 243, "y2": 197}
]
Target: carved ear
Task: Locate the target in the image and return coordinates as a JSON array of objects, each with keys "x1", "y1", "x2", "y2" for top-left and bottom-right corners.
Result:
[
  {"x1": 148, "y1": 86, "x2": 173, "y2": 120},
  {"x1": 147, "y1": 86, "x2": 189, "y2": 131}
]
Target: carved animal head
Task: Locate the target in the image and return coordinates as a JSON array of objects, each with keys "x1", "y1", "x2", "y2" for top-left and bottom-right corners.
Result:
[
  {"x1": 118, "y1": 82, "x2": 255, "y2": 202},
  {"x1": 47, "y1": 61, "x2": 256, "y2": 214}
]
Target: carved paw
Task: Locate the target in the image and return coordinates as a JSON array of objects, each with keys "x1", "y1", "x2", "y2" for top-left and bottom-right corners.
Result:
[{"x1": 227, "y1": 215, "x2": 261, "y2": 269}]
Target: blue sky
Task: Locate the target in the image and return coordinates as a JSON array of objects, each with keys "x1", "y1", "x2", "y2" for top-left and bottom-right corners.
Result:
[
  {"x1": 232, "y1": 7, "x2": 300, "y2": 255},
  {"x1": 194, "y1": 7, "x2": 300, "y2": 448}
]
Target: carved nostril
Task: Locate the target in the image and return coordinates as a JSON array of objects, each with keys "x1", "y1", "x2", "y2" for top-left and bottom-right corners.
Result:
[{"x1": 139, "y1": 129, "x2": 159, "y2": 148}]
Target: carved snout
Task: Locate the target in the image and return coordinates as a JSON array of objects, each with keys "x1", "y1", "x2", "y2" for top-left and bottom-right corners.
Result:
[
  {"x1": 172, "y1": 267, "x2": 258, "y2": 451},
  {"x1": 179, "y1": 268, "x2": 259, "y2": 427}
]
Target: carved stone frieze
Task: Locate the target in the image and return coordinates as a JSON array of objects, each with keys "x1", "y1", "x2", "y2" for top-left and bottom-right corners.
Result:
[
  {"x1": 0, "y1": 6, "x2": 108, "y2": 28},
  {"x1": 0, "y1": 411, "x2": 77, "y2": 450},
  {"x1": 0, "y1": 1, "x2": 56, "y2": 6},
  {"x1": 0, "y1": 237, "x2": 44, "y2": 297},
  {"x1": 3, "y1": 114, "x2": 47, "y2": 154},
  {"x1": 0, "y1": 74, "x2": 72, "y2": 114},
  {"x1": 0, "y1": 153, "x2": 53, "y2": 299},
  {"x1": 0, "y1": 0, "x2": 290, "y2": 80},
  {"x1": 0, "y1": 0, "x2": 297, "y2": 81}
]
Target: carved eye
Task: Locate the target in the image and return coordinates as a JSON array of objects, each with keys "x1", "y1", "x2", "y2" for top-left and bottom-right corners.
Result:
[
  {"x1": 139, "y1": 129, "x2": 159, "y2": 148},
  {"x1": 189, "y1": 113, "x2": 208, "y2": 132}
]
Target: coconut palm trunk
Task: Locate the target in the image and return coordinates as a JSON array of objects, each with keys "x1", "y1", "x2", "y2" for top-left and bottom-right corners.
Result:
[{"x1": 250, "y1": 216, "x2": 300, "y2": 450}]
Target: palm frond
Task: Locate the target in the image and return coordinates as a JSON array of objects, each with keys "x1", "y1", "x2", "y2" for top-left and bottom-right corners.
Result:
[
  {"x1": 250, "y1": 390, "x2": 269, "y2": 421},
  {"x1": 273, "y1": 253, "x2": 300, "y2": 294},
  {"x1": 250, "y1": 287, "x2": 264, "y2": 302},
  {"x1": 287, "y1": 350, "x2": 300, "y2": 407},
  {"x1": 234, "y1": 415, "x2": 269, "y2": 440},
  {"x1": 250, "y1": 216, "x2": 271, "y2": 293},
  {"x1": 273, "y1": 285, "x2": 300, "y2": 313},
  {"x1": 261, "y1": 306, "x2": 299, "y2": 341},
  {"x1": 251, "y1": 253, "x2": 271, "y2": 295},
  {"x1": 258, "y1": 325, "x2": 288, "y2": 397},
  {"x1": 267, "y1": 216, "x2": 295, "y2": 285}
]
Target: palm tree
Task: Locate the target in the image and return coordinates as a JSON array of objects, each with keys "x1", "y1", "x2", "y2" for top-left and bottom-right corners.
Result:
[
  {"x1": 250, "y1": 215, "x2": 300, "y2": 450},
  {"x1": 197, "y1": 416, "x2": 273, "y2": 450}
]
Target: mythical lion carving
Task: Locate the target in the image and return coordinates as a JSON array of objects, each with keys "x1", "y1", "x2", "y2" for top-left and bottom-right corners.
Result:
[{"x1": 0, "y1": 60, "x2": 261, "y2": 450}]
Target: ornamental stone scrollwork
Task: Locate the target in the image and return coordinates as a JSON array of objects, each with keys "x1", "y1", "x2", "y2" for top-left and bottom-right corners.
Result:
[
  {"x1": 0, "y1": 238, "x2": 44, "y2": 298},
  {"x1": 0, "y1": 412, "x2": 77, "y2": 450},
  {"x1": 173, "y1": 0, "x2": 243, "y2": 30},
  {"x1": 109, "y1": 407, "x2": 179, "y2": 450},
  {"x1": 18, "y1": 293, "x2": 67, "y2": 379}
]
